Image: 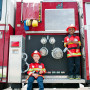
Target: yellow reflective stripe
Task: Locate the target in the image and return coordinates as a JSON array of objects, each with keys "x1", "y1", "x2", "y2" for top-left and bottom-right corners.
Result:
[
  {"x1": 67, "y1": 53, "x2": 81, "y2": 57},
  {"x1": 76, "y1": 53, "x2": 81, "y2": 55},
  {"x1": 68, "y1": 43, "x2": 73, "y2": 45},
  {"x1": 42, "y1": 68, "x2": 46, "y2": 72},
  {"x1": 33, "y1": 68, "x2": 41, "y2": 71},
  {"x1": 42, "y1": 68, "x2": 46, "y2": 71},
  {"x1": 28, "y1": 68, "x2": 34, "y2": 71},
  {"x1": 32, "y1": 68, "x2": 46, "y2": 71},
  {"x1": 68, "y1": 41, "x2": 81, "y2": 46},
  {"x1": 78, "y1": 41, "x2": 81, "y2": 46},
  {"x1": 64, "y1": 43, "x2": 66, "y2": 47},
  {"x1": 28, "y1": 68, "x2": 46, "y2": 72}
]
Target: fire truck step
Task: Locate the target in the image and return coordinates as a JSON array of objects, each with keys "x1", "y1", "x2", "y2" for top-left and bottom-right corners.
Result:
[{"x1": 22, "y1": 78, "x2": 85, "y2": 84}]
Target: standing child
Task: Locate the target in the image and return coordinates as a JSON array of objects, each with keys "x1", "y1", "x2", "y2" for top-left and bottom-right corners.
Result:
[
  {"x1": 64, "y1": 24, "x2": 81, "y2": 79},
  {"x1": 27, "y1": 50, "x2": 46, "y2": 90}
]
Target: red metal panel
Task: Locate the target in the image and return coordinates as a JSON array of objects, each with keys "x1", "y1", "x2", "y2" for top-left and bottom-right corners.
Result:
[
  {"x1": 42, "y1": 2, "x2": 79, "y2": 31},
  {"x1": 0, "y1": 24, "x2": 14, "y2": 66},
  {"x1": 3, "y1": 24, "x2": 14, "y2": 66},
  {"x1": 83, "y1": 0, "x2": 90, "y2": 25},
  {"x1": 15, "y1": 2, "x2": 26, "y2": 37},
  {"x1": 3, "y1": 32, "x2": 9, "y2": 67},
  {"x1": 9, "y1": 24, "x2": 14, "y2": 35},
  {"x1": 83, "y1": 0, "x2": 90, "y2": 80},
  {"x1": 84, "y1": 30, "x2": 89, "y2": 80},
  {"x1": 0, "y1": 24, "x2": 14, "y2": 82},
  {"x1": 23, "y1": 3, "x2": 40, "y2": 20},
  {"x1": 15, "y1": 2, "x2": 79, "y2": 35},
  {"x1": 83, "y1": 2, "x2": 86, "y2": 25},
  {"x1": 83, "y1": 0, "x2": 90, "y2": 2},
  {"x1": 0, "y1": 30, "x2": 5, "y2": 66}
]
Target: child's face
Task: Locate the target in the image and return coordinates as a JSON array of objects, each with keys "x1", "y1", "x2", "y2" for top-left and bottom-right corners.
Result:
[
  {"x1": 68, "y1": 27, "x2": 75, "y2": 35},
  {"x1": 33, "y1": 54, "x2": 40, "y2": 63}
]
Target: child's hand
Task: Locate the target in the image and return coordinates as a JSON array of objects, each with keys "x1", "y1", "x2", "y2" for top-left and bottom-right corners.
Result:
[
  {"x1": 39, "y1": 70, "x2": 43, "y2": 74},
  {"x1": 32, "y1": 73, "x2": 38, "y2": 78},
  {"x1": 66, "y1": 41, "x2": 72, "y2": 45},
  {"x1": 70, "y1": 41, "x2": 79, "y2": 44},
  {"x1": 34, "y1": 74, "x2": 39, "y2": 78}
]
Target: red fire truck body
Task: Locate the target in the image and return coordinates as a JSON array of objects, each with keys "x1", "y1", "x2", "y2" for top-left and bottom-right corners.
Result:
[
  {"x1": 0, "y1": 0, "x2": 90, "y2": 89},
  {"x1": 83, "y1": 0, "x2": 90, "y2": 82}
]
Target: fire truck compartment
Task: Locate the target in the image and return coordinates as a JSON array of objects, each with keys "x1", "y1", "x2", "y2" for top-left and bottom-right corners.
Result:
[
  {"x1": 24, "y1": 35, "x2": 67, "y2": 75},
  {"x1": 21, "y1": 35, "x2": 86, "y2": 84}
]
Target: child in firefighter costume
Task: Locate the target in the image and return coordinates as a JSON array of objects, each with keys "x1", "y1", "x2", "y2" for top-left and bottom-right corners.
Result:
[
  {"x1": 27, "y1": 50, "x2": 46, "y2": 90},
  {"x1": 64, "y1": 24, "x2": 81, "y2": 79}
]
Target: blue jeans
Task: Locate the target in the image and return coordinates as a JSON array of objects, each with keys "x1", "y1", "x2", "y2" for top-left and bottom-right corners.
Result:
[
  {"x1": 27, "y1": 76, "x2": 44, "y2": 90},
  {"x1": 68, "y1": 57, "x2": 80, "y2": 75}
]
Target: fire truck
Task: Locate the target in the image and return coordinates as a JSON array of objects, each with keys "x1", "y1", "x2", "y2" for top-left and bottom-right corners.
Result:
[{"x1": 0, "y1": 0, "x2": 90, "y2": 89}]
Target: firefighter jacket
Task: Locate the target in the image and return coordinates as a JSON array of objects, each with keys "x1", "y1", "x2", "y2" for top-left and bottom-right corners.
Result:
[
  {"x1": 27, "y1": 62, "x2": 46, "y2": 78},
  {"x1": 64, "y1": 34, "x2": 81, "y2": 58}
]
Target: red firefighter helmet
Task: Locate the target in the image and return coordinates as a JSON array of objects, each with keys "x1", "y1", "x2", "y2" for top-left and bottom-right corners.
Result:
[
  {"x1": 31, "y1": 50, "x2": 41, "y2": 58},
  {"x1": 66, "y1": 24, "x2": 77, "y2": 32}
]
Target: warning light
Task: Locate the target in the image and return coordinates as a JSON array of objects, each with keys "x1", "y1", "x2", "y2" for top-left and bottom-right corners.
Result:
[{"x1": 11, "y1": 41, "x2": 20, "y2": 47}]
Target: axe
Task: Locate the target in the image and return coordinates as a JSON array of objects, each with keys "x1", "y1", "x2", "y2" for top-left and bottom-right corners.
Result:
[
  {"x1": 25, "y1": 71, "x2": 40, "y2": 83},
  {"x1": 63, "y1": 47, "x2": 73, "y2": 56}
]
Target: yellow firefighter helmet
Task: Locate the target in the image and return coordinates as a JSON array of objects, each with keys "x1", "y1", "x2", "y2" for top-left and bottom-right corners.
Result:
[
  {"x1": 26, "y1": 19, "x2": 31, "y2": 26},
  {"x1": 32, "y1": 20, "x2": 38, "y2": 27}
]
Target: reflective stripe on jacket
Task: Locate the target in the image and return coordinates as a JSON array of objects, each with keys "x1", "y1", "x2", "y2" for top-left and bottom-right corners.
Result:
[
  {"x1": 64, "y1": 34, "x2": 81, "y2": 58},
  {"x1": 27, "y1": 62, "x2": 46, "y2": 78}
]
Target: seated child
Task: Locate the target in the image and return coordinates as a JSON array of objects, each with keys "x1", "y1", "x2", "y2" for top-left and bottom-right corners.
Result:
[{"x1": 27, "y1": 50, "x2": 46, "y2": 90}]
